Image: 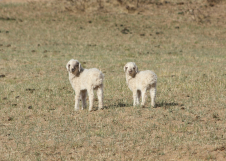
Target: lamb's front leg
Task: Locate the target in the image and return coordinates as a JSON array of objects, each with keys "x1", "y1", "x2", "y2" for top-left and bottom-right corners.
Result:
[
  {"x1": 133, "y1": 90, "x2": 138, "y2": 106},
  {"x1": 88, "y1": 88, "x2": 94, "y2": 111},
  {"x1": 81, "y1": 90, "x2": 87, "y2": 110},
  {"x1": 74, "y1": 90, "x2": 81, "y2": 111},
  {"x1": 136, "y1": 90, "x2": 141, "y2": 105},
  {"x1": 141, "y1": 89, "x2": 147, "y2": 108}
]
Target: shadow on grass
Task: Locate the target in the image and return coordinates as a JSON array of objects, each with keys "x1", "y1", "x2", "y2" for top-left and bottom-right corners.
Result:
[
  {"x1": 95, "y1": 100, "x2": 179, "y2": 110},
  {"x1": 104, "y1": 99, "x2": 132, "y2": 109},
  {"x1": 156, "y1": 101, "x2": 179, "y2": 108},
  {"x1": 104, "y1": 100, "x2": 179, "y2": 109}
]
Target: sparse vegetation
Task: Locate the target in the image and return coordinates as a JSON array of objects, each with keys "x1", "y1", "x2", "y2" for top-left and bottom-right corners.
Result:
[{"x1": 0, "y1": 0, "x2": 226, "y2": 160}]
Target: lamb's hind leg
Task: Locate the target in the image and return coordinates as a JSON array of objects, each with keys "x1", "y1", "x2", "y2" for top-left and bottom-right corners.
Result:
[
  {"x1": 97, "y1": 85, "x2": 104, "y2": 110},
  {"x1": 88, "y1": 88, "x2": 94, "y2": 111},
  {"x1": 150, "y1": 83, "x2": 157, "y2": 108}
]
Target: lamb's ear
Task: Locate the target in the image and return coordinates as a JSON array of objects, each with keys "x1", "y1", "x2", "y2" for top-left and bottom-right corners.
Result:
[
  {"x1": 135, "y1": 65, "x2": 138, "y2": 73},
  {"x1": 78, "y1": 62, "x2": 82, "y2": 72},
  {"x1": 66, "y1": 63, "x2": 70, "y2": 72},
  {"x1": 124, "y1": 65, "x2": 128, "y2": 72}
]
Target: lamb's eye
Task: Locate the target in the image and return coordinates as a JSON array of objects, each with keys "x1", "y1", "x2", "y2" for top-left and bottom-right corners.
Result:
[{"x1": 133, "y1": 67, "x2": 135, "y2": 70}]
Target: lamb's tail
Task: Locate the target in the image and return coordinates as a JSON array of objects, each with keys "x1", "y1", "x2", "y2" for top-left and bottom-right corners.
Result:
[
  {"x1": 93, "y1": 72, "x2": 104, "y2": 87},
  {"x1": 98, "y1": 73, "x2": 104, "y2": 85},
  {"x1": 148, "y1": 72, "x2": 157, "y2": 85}
]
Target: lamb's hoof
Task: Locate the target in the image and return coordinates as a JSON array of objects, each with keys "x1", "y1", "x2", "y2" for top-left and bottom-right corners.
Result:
[
  {"x1": 89, "y1": 109, "x2": 93, "y2": 112},
  {"x1": 98, "y1": 107, "x2": 104, "y2": 110},
  {"x1": 141, "y1": 105, "x2": 145, "y2": 108},
  {"x1": 74, "y1": 108, "x2": 79, "y2": 111}
]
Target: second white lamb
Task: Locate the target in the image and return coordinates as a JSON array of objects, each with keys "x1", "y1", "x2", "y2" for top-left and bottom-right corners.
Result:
[{"x1": 124, "y1": 62, "x2": 157, "y2": 108}]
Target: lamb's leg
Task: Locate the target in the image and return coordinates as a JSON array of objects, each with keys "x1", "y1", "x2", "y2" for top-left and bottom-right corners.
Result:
[
  {"x1": 133, "y1": 90, "x2": 138, "y2": 106},
  {"x1": 137, "y1": 90, "x2": 141, "y2": 105},
  {"x1": 150, "y1": 83, "x2": 157, "y2": 108},
  {"x1": 141, "y1": 89, "x2": 147, "y2": 108},
  {"x1": 88, "y1": 88, "x2": 94, "y2": 111},
  {"x1": 74, "y1": 91, "x2": 81, "y2": 111},
  {"x1": 97, "y1": 85, "x2": 104, "y2": 110},
  {"x1": 81, "y1": 90, "x2": 87, "y2": 110}
]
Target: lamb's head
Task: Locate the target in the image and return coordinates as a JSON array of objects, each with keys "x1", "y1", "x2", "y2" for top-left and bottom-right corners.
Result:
[
  {"x1": 124, "y1": 62, "x2": 138, "y2": 77},
  {"x1": 66, "y1": 59, "x2": 82, "y2": 75}
]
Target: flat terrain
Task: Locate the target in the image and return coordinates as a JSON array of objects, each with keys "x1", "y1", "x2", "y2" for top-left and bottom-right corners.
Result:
[
  {"x1": 0, "y1": 0, "x2": 48, "y2": 2},
  {"x1": 0, "y1": 0, "x2": 226, "y2": 160}
]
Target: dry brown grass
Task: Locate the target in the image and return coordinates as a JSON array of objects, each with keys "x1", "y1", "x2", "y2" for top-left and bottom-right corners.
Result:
[{"x1": 0, "y1": 0, "x2": 226, "y2": 160}]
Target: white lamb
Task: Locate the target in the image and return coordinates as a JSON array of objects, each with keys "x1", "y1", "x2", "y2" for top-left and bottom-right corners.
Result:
[
  {"x1": 124, "y1": 62, "x2": 157, "y2": 108},
  {"x1": 66, "y1": 59, "x2": 104, "y2": 111}
]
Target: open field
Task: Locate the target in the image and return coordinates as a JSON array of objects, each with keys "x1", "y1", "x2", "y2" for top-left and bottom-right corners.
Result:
[{"x1": 0, "y1": 0, "x2": 226, "y2": 160}]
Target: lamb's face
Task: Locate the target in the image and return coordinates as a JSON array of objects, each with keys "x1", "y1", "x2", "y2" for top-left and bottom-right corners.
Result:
[
  {"x1": 66, "y1": 59, "x2": 81, "y2": 74},
  {"x1": 124, "y1": 62, "x2": 138, "y2": 77}
]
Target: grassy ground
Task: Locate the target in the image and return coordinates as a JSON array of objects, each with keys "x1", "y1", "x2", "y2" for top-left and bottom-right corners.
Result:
[{"x1": 0, "y1": 0, "x2": 226, "y2": 160}]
